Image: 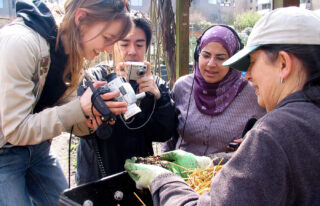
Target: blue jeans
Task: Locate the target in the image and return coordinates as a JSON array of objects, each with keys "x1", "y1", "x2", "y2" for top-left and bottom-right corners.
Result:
[{"x1": 0, "y1": 141, "x2": 68, "y2": 206}]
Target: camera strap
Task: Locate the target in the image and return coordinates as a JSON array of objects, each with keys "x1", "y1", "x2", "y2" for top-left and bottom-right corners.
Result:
[
  {"x1": 84, "y1": 76, "x2": 115, "y2": 122},
  {"x1": 120, "y1": 95, "x2": 156, "y2": 130}
]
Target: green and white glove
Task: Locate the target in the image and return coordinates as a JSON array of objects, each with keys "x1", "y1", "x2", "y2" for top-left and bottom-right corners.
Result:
[
  {"x1": 160, "y1": 150, "x2": 212, "y2": 178},
  {"x1": 124, "y1": 158, "x2": 171, "y2": 189}
]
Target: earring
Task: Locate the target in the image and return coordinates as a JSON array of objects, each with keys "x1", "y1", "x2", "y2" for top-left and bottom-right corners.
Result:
[{"x1": 280, "y1": 77, "x2": 284, "y2": 84}]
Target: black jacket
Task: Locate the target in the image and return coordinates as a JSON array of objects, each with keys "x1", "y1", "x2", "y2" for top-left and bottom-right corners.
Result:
[{"x1": 76, "y1": 66, "x2": 176, "y2": 184}]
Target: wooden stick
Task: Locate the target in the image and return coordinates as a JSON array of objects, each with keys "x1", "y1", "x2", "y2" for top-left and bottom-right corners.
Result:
[
  {"x1": 217, "y1": 158, "x2": 224, "y2": 166},
  {"x1": 133, "y1": 192, "x2": 146, "y2": 206},
  {"x1": 167, "y1": 161, "x2": 188, "y2": 170},
  {"x1": 213, "y1": 158, "x2": 224, "y2": 174}
]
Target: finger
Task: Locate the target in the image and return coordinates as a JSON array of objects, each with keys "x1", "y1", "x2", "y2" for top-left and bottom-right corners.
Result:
[
  {"x1": 105, "y1": 100, "x2": 127, "y2": 107},
  {"x1": 108, "y1": 107, "x2": 127, "y2": 115},
  {"x1": 139, "y1": 83, "x2": 156, "y2": 92},
  {"x1": 124, "y1": 161, "x2": 133, "y2": 170},
  {"x1": 100, "y1": 90, "x2": 121, "y2": 100},
  {"x1": 89, "y1": 116, "x2": 101, "y2": 130},
  {"x1": 144, "y1": 61, "x2": 152, "y2": 76},
  {"x1": 86, "y1": 117, "x2": 100, "y2": 130},
  {"x1": 125, "y1": 158, "x2": 136, "y2": 165},
  {"x1": 94, "y1": 116, "x2": 103, "y2": 126},
  {"x1": 91, "y1": 120, "x2": 99, "y2": 130},
  {"x1": 131, "y1": 156, "x2": 138, "y2": 162},
  {"x1": 226, "y1": 146, "x2": 236, "y2": 151},
  {"x1": 106, "y1": 105, "x2": 127, "y2": 115},
  {"x1": 166, "y1": 164, "x2": 181, "y2": 176},
  {"x1": 136, "y1": 76, "x2": 145, "y2": 84},
  {"x1": 161, "y1": 150, "x2": 186, "y2": 160},
  {"x1": 91, "y1": 107, "x2": 103, "y2": 117},
  {"x1": 85, "y1": 119, "x2": 94, "y2": 128},
  {"x1": 138, "y1": 85, "x2": 151, "y2": 94},
  {"x1": 138, "y1": 80, "x2": 156, "y2": 93},
  {"x1": 135, "y1": 182, "x2": 143, "y2": 190},
  {"x1": 137, "y1": 79, "x2": 152, "y2": 88},
  {"x1": 125, "y1": 159, "x2": 136, "y2": 166},
  {"x1": 92, "y1": 88, "x2": 128, "y2": 116},
  {"x1": 127, "y1": 170, "x2": 140, "y2": 182},
  {"x1": 136, "y1": 74, "x2": 153, "y2": 85},
  {"x1": 124, "y1": 163, "x2": 142, "y2": 174},
  {"x1": 92, "y1": 81, "x2": 107, "y2": 88},
  {"x1": 138, "y1": 87, "x2": 160, "y2": 99},
  {"x1": 160, "y1": 151, "x2": 176, "y2": 161},
  {"x1": 233, "y1": 138, "x2": 243, "y2": 143}
]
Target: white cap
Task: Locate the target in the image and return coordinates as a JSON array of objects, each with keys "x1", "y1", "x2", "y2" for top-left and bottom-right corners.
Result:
[{"x1": 223, "y1": 7, "x2": 320, "y2": 71}]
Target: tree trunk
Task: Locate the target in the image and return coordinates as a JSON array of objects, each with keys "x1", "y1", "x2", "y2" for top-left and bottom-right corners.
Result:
[{"x1": 158, "y1": 0, "x2": 176, "y2": 88}]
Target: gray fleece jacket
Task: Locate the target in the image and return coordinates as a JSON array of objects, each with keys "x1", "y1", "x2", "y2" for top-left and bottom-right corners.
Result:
[{"x1": 151, "y1": 89, "x2": 320, "y2": 206}]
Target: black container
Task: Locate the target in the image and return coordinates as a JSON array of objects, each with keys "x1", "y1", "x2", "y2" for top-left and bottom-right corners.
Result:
[{"x1": 59, "y1": 171, "x2": 153, "y2": 206}]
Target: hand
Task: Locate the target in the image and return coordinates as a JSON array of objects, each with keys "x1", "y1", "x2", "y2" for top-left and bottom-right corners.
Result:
[
  {"x1": 227, "y1": 138, "x2": 243, "y2": 152},
  {"x1": 124, "y1": 157, "x2": 171, "y2": 189},
  {"x1": 85, "y1": 116, "x2": 102, "y2": 130},
  {"x1": 136, "y1": 61, "x2": 161, "y2": 99},
  {"x1": 160, "y1": 150, "x2": 211, "y2": 178},
  {"x1": 79, "y1": 81, "x2": 128, "y2": 118}
]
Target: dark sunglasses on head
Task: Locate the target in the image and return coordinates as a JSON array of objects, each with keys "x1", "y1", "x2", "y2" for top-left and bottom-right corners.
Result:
[{"x1": 95, "y1": 0, "x2": 130, "y2": 12}]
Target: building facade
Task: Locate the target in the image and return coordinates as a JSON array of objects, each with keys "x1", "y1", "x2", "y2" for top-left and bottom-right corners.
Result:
[{"x1": 0, "y1": 0, "x2": 15, "y2": 19}]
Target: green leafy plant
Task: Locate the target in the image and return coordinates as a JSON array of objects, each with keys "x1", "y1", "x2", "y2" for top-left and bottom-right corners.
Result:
[{"x1": 234, "y1": 11, "x2": 262, "y2": 31}]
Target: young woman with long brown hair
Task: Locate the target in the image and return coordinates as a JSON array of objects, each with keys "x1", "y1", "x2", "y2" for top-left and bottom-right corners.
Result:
[{"x1": 0, "y1": 0, "x2": 132, "y2": 205}]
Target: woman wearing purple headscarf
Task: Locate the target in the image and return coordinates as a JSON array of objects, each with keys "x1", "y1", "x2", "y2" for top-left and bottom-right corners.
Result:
[{"x1": 162, "y1": 25, "x2": 265, "y2": 155}]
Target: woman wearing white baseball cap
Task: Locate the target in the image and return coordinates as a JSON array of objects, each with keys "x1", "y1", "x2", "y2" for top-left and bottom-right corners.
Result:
[{"x1": 124, "y1": 7, "x2": 320, "y2": 206}]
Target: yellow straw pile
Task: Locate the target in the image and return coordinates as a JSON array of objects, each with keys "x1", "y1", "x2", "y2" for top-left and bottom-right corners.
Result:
[{"x1": 183, "y1": 158, "x2": 224, "y2": 195}]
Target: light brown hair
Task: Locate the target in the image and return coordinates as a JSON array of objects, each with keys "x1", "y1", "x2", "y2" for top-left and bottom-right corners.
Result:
[{"x1": 58, "y1": 0, "x2": 132, "y2": 87}]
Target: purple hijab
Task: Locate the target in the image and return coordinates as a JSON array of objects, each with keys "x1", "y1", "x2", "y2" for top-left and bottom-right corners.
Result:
[{"x1": 194, "y1": 26, "x2": 247, "y2": 115}]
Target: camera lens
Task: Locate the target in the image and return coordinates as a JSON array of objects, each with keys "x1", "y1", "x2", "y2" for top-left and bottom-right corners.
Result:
[{"x1": 137, "y1": 68, "x2": 146, "y2": 76}]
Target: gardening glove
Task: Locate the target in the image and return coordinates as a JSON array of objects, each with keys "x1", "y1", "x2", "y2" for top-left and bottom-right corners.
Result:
[
  {"x1": 124, "y1": 157, "x2": 171, "y2": 189},
  {"x1": 160, "y1": 150, "x2": 212, "y2": 178}
]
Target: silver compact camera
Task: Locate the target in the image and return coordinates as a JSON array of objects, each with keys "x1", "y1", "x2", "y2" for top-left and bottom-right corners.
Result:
[{"x1": 126, "y1": 62, "x2": 147, "y2": 81}]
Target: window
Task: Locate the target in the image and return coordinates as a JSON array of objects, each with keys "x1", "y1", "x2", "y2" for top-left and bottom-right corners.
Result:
[
  {"x1": 0, "y1": 0, "x2": 3, "y2": 8},
  {"x1": 256, "y1": 6, "x2": 258, "y2": 10},
  {"x1": 250, "y1": 0, "x2": 253, "y2": 3},
  {"x1": 130, "y1": 0, "x2": 142, "y2": 6},
  {"x1": 208, "y1": 0, "x2": 217, "y2": 4},
  {"x1": 262, "y1": 3, "x2": 270, "y2": 9}
]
